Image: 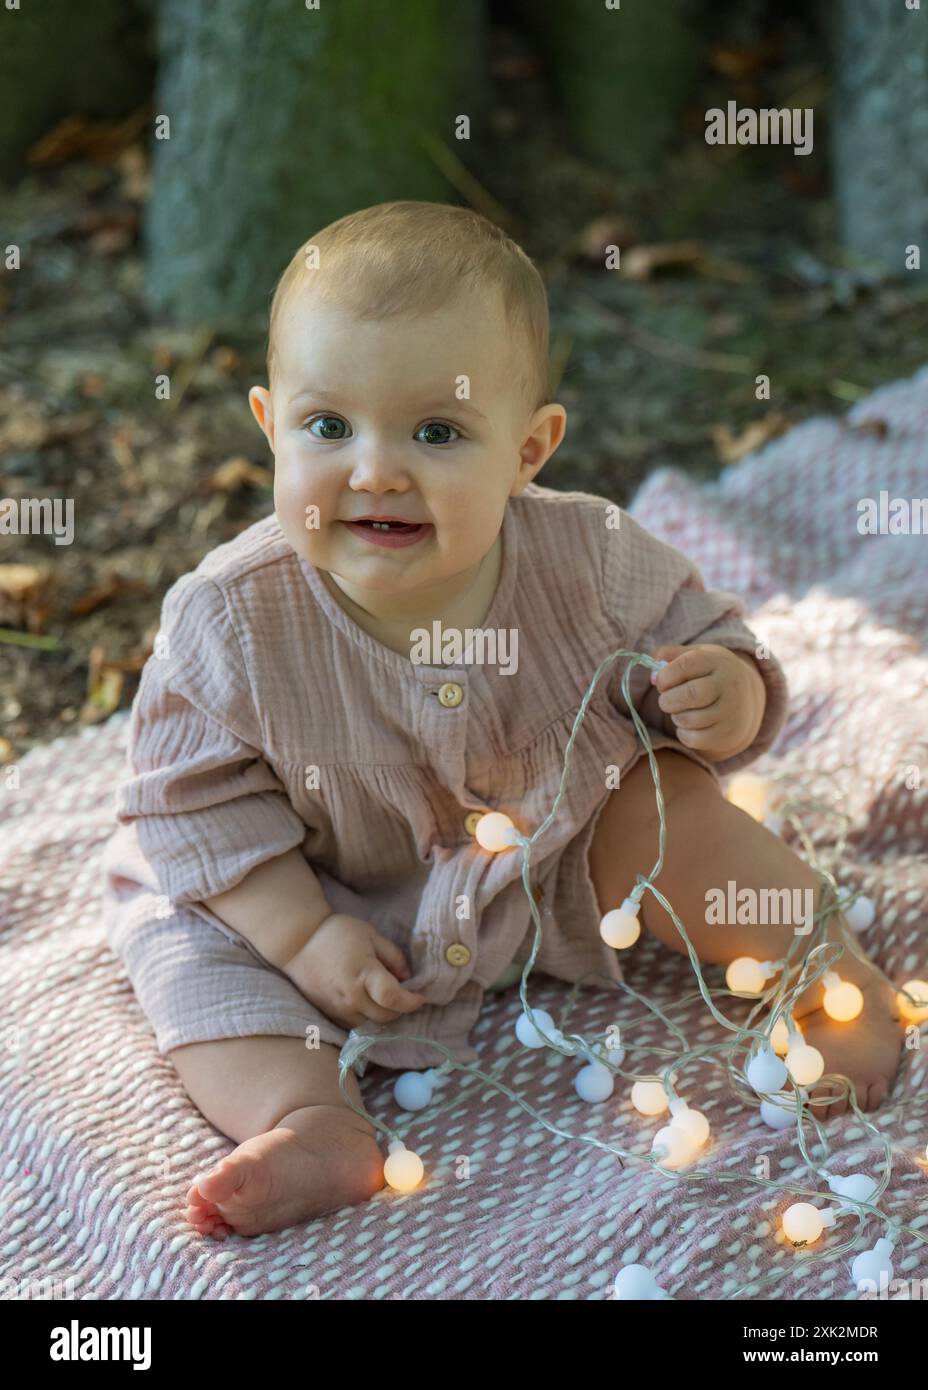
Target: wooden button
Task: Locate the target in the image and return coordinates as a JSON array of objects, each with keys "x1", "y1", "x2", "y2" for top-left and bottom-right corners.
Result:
[
  {"x1": 464, "y1": 811, "x2": 483, "y2": 836},
  {"x1": 445, "y1": 942, "x2": 471, "y2": 967},
  {"x1": 437, "y1": 681, "x2": 464, "y2": 707}
]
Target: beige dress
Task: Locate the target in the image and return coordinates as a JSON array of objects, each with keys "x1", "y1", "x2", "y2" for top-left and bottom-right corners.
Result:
[{"x1": 100, "y1": 482, "x2": 788, "y2": 1073}]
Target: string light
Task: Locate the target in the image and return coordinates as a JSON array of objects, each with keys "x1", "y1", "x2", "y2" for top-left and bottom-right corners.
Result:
[
  {"x1": 383, "y1": 1140, "x2": 424, "y2": 1193},
  {"x1": 845, "y1": 895, "x2": 876, "y2": 932},
  {"x1": 474, "y1": 811, "x2": 520, "y2": 852},
  {"x1": 782, "y1": 1202, "x2": 836, "y2": 1247},
  {"x1": 599, "y1": 897, "x2": 641, "y2": 949},
  {"x1": 725, "y1": 771, "x2": 770, "y2": 821},
  {"x1": 325, "y1": 647, "x2": 924, "y2": 1295},
  {"x1": 725, "y1": 955, "x2": 778, "y2": 995},
  {"x1": 822, "y1": 970, "x2": 864, "y2": 1021},
  {"x1": 770, "y1": 1016, "x2": 791, "y2": 1056},
  {"x1": 614, "y1": 1264, "x2": 667, "y2": 1300},
  {"x1": 851, "y1": 1237, "x2": 895, "y2": 1288},
  {"x1": 631, "y1": 1079, "x2": 669, "y2": 1116},
  {"x1": 784, "y1": 1034, "x2": 825, "y2": 1086},
  {"x1": 897, "y1": 979, "x2": 928, "y2": 1024},
  {"x1": 746, "y1": 1046, "x2": 789, "y2": 1094}
]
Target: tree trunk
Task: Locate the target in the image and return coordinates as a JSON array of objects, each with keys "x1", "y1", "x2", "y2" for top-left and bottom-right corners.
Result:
[
  {"x1": 144, "y1": 0, "x2": 488, "y2": 332},
  {"x1": 0, "y1": 0, "x2": 153, "y2": 183},
  {"x1": 511, "y1": 0, "x2": 701, "y2": 177},
  {"x1": 832, "y1": 0, "x2": 928, "y2": 274}
]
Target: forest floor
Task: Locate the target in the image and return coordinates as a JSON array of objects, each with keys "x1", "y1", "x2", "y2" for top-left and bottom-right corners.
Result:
[{"x1": 2, "y1": 5, "x2": 927, "y2": 759}]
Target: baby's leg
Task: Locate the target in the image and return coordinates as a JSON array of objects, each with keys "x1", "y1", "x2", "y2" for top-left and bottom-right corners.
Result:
[
  {"x1": 589, "y1": 750, "x2": 904, "y2": 1116},
  {"x1": 171, "y1": 1034, "x2": 384, "y2": 1238}
]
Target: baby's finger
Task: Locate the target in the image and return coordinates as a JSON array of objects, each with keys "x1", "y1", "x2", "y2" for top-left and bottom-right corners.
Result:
[
  {"x1": 363, "y1": 961, "x2": 427, "y2": 1014},
  {"x1": 658, "y1": 675, "x2": 719, "y2": 715},
  {"x1": 652, "y1": 646, "x2": 714, "y2": 693},
  {"x1": 370, "y1": 932, "x2": 412, "y2": 980},
  {"x1": 669, "y1": 704, "x2": 720, "y2": 730}
]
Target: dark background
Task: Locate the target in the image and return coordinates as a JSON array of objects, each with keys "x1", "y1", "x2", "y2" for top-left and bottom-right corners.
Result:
[{"x1": 1, "y1": 0, "x2": 925, "y2": 756}]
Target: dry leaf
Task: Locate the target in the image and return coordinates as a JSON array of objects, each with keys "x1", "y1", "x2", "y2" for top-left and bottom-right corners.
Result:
[
  {"x1": 844, "y1": 416, "x2": 890, "y2": 440},
  {"x1": 68, "y1": 573, "x2": 148, "y2": 618},
  {"x1": 709, "y1": 41, "x2": 777, "y2": 78},
  {"x1": 209, "y1": 457, "x2": 274, "y2": 493},
  {"x1": 622, "y1": 241, "x2": 706, "y2": 281},
  {"x1": 211, "y1": 346, "x2": 243, "y2": 375},
  {"x1": 0, "y1": 409, "x2": 97, "y2": 454},
  {"x1": 0, "y1": 563, "x2": 54, "y2": 632},
  {"x1": 27, "y1": 107, "x2": 150, "y2": 166},
  {"x1": 575, "y1": 215, "x2": 639, "y2": 262},
  {"x1": 709, "y1": 412, "x2": 791, "y2": 464},
  {"x1": 0, "y1": 736, "x2": 14, "y2": 764},
  {"x1": 82, "y1": 645, "x2": 125, "y2": 722}
]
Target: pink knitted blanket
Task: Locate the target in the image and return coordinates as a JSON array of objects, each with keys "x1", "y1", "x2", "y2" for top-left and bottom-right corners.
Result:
[{"x1": 2, "y1": 367, "x2": 926, "y2": 1300}]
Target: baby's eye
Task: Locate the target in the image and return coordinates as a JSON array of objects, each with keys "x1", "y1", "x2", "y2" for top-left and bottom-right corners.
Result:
[
  {"x1": 305, "y1": 415, "x2": 350, "y2": 440},
  {"x1": 415, "y1": 420, "x2": 460, "y2": 446}
]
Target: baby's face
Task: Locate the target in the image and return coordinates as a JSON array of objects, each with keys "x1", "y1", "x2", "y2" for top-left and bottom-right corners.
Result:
[{"x1": 249, "y1": 293, "x2": 563, "y2": 599}]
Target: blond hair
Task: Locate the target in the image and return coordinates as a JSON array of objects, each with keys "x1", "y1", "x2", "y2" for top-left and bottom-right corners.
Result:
[{"x1": 265, "y1": 201, "x2": 551, "y2": 417}]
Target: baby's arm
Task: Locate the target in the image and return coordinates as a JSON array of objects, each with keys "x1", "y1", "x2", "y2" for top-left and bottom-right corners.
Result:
[
  {"x1": 201, "y1": 845, "x2": 333, "y2": 970},
  {"x1": 201, "y1": 849, "x2": 427, "y2": 1027}
]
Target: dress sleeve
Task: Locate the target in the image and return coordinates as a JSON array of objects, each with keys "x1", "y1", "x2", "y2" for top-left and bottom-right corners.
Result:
[
  {"x1": 115, "y1": 571, "x2": 308, "y2": 904},
  {"x1": 602, "y1": 508, "x2": 789, "y2": 775}
]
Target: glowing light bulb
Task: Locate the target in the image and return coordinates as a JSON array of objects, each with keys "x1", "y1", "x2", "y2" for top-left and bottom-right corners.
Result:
[
  {"x1": 897, "y1": 979, "x2": 928, "y2": 1024},
  {"x1": 383, "y1": 1141, "x2": 424, "y2": 1193},
  {"x1": 668, "y1": 1099, "x2": 710, "y2": 1148},
  {"x1": 770, "y1": 1016, "x2": 791, "y2": 1056},
  {"x1": 474, "y1": 811, "x2": 519, "y2": 852},
  {"x1": 600, "y1": 897, "x2": 641, "y2": 949},
  {"x1": 782, "y1": 1202, "x2": 825, "y2": 1247},
  {"x1": 725, "y1": 772, "x2": 770, "y2": 821},
  {"x1": 726, "y1": 956, "x2": 769, "y2": 995},
  {"x1": 651, "y1": 1124, "x2": 694, "y2": 1169},
  {"x1": 785, "y1": 1039, "x2": 825, "y2": 1086},
  {"x1": 822, "y1": 971, "x2": 864, "y2": 1022},
  {"x1": 631, "y1": 1080, "x2": 669, "y2": 1116}
]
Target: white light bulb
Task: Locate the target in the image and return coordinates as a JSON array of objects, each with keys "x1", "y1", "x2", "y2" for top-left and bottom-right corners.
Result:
[
  {"x1": 631, "y1": 1080, "x2": 669, "y2": 1115},
  {"x1": 897, "y1": 979, "x2": 928, "y2": 1024},
  {"x1": 845, "y1": 895, "x2": 875, "y2": 932},
  {"x1": 785, "y1": 1040, "x2": 825, "y2": 1086},
  {"x1": 575, "y1": 1061, "x2": 615, "y2": 1103},
  {"x1": 515, "y1": 1008, "x2": 556, "y2": 1049},
  {"x1": 651, "y1": 1125, "x2": 695, "y2": 1170},
  {"x1": 614, "y1": 1263, "x2": 664, "y2": 1300},
  {"x1": 393, "y1": 1071, "x2": 434, "y2": 1111},
  {"x1": 383, "y1": 1143, "x2": 424, "y2": 1193},
  {"x1": 746, "y1": 1047, "x2": 789, "y2": 1094},
  {"x1": 474, "y1": 811, "x2": 519, "y2": 852},
  {"x1": 725, "y1": 772, "x2": 770, "y2": 821},
  {"x1": 822, "y1": 971, "x2": 864, "y2": 1022},
  {"x1": 852, "y1": 1238, "x2": 894, "y2": 1289},
  {"x1": 827, "y1": 1172, "x2": 877, "y2": 1205},
  {"x1": 782, "y1": 1202, "x2": 824, "y2": 1246},
  {"x1": 600, "y1": 897, "x2": 641, "y2": 949},
  {"x1": 760, "y1": 1093, "x2": 797, "y2": 1130},
  {"x1": 770, "y1": 1016, "x2": 791, "y2": 1056},
  {"x1": 726, "y1": 956, "x2": 768, "y2": 995}
]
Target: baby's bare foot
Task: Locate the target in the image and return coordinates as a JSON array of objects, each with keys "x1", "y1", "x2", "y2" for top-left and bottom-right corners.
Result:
[
  {"x1": 793, "y1": 972, "x2": 904, "y2": 1119},
  {"x1": 184, "y1": 1104, "x2": 385, "y2": 1238}
]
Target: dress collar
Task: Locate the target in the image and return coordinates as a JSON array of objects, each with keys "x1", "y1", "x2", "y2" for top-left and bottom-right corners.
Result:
[{"x1": 298, "y1": 500, "x2": 519, "y2": 677}]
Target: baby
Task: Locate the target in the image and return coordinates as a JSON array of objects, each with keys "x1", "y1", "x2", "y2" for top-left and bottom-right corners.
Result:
[{"x1": 101, "y1": 200, "x2": 904, "y2": 1241}]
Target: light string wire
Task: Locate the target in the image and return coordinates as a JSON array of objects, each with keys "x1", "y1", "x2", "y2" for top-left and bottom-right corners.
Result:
[{"x1": 331, "y1": 647, "x2": 926, "y2": 1294}]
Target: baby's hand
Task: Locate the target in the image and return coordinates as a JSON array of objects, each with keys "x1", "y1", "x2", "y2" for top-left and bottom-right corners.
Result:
[
  {"x1": 281, "y1": 913, "x2": 427, "y2": 1030},
  {"x1": 649, "y1": 643, "x2": 766, "y2": 759}
]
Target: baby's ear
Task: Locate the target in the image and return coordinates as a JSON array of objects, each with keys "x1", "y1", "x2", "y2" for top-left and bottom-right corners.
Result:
[{"x1": 248, "y1": 386, "x2": 275, "y2": 448}]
